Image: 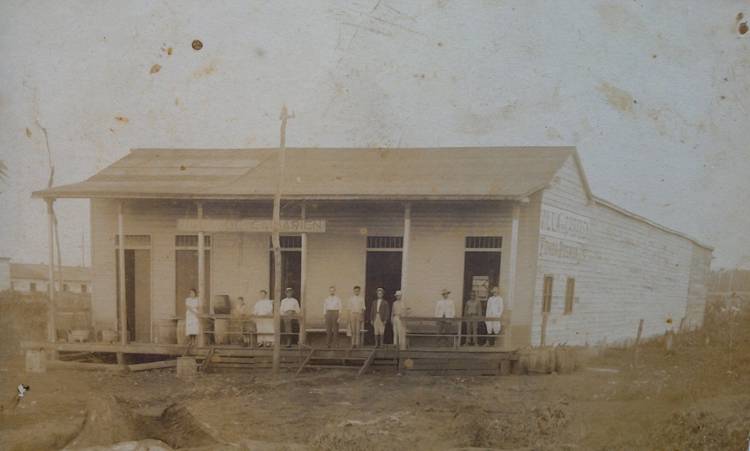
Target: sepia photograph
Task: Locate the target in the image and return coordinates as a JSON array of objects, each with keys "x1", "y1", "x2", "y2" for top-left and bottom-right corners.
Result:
[{"x1": 0, "y1": 1, "x2": 749, "y2": 450}]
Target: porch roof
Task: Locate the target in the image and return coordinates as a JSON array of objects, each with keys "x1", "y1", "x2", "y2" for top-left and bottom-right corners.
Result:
[{"x1": 32, "y1": 147, "x2": 575, "y2": 200}]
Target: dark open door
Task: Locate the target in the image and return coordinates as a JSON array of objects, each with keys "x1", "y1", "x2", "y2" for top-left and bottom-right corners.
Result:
[
  {"x1": 365, "y1": 251, "x2": 402, "y2": 344},
  {"x1": 269, "y1": 251, "x2": 302, "y2": 301},
  {"x1": 462, "y1": 251, "x2": 501, "y2": 344},
  {"x1": 116, "y1": 249, "x2": 151, "y2": 342},
  {"x1": 175, "y1": 249, "x2": 211, "y2": 319},
  {"x1": 462, "y1": 251, "x2": 501, "y2": 310}
]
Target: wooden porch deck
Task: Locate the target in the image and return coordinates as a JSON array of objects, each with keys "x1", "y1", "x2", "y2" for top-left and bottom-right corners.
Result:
[{"x1": 21, "y1": 341, "x2": 520, "y2": 376}]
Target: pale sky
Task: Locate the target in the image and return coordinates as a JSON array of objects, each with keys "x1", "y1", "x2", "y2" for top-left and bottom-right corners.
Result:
[{"x1": 0, "y1": 1, "x2": 748, "y2": 269}]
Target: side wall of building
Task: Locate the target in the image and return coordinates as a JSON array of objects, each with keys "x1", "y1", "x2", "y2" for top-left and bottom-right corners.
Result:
[
  {"x1": 684, "y1": 244, "x2": 712, "y2": 328},
  {"x1": 533, "y1": 156, "x2": 710, "y2": 345}
]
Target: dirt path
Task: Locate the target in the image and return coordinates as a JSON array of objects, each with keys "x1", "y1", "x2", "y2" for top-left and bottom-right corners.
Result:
[
  {"x1": 2, "y1": 340, "x2": 747, "y2": 451},
  {"x1": 2, "y1": 302, "x2": 750, "y2": 450}
]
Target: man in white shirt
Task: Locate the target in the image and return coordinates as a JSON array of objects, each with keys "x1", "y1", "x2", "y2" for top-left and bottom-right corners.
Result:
[
  {"x1": 280, "y1": 287, "x2": 301, "y2": 347},
  {"x1": 323, "y1": 285, "x2": 342, "y2": 348},
  {"x1": 348, "y1": 285, "x2": 365, "y2": 347},
  {"x1": 253, "y1": 290, "x2": 274, "y2": 347},
  {"x1": 485, "y1": 286, "x2": 504, "y2": 346},
  {"x1": 434, "y1": 288, "x2": 456, "y2": 346},
  {"x1": 391, "y1": 290, "x2": 409, "y2": 350}
]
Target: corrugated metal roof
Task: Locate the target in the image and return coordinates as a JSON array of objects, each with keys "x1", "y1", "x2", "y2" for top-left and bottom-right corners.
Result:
[
  {"x1": 32, "y1": 147, "x2": 575, "y2": 200},
  {"x1": 10, "y1": 263, "x2": 91, "y2": 282}
]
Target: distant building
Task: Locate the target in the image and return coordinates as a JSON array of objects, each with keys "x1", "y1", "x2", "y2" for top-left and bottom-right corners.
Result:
[
  {"x1": 0, "y1": 257, "x2": 10, "y2": 291},
  {"x1": 10, "y1": 263, "x2": 91, "y2": 294}
]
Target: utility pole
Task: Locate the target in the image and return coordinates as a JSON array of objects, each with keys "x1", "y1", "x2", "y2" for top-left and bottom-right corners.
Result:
[
  {"x1": 81, "y1": 231, "x2": 85, "y2": 267},
  {"x1": 272, "y1": 105, "x2": 293, "y2": 375}
]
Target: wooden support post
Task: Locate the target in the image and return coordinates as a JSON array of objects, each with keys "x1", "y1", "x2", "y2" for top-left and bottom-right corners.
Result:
[
  {"x1": 272, "y1": 105, "x2": 293, "y2": 375},
  {"x1": 117, "y1": 201, "x2": 127, "y2": 345},
  {"x1": 634, "y1": 318, "x2": 644, "y2": 346},
  {"x1": 197, "y1": 202, "x2": 206, "y2": 347},
  {"x1": 632, "y1": 318, "x2": 644, "y2": 367},
  {"x1": 504, "y1": 202, "x2": 520, "y2": 350},
  {"x1": 300, "y1": 205, "x2": 307, "y2": 345},
  {"x1": 46, "y1": 199, "x2": 57, "y2": 344},
  {"x1": 400, "y1": 203, "x2": 411, "y2": 299}
]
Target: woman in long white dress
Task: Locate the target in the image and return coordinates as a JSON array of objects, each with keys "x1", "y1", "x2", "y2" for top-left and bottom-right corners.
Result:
[{"x1": 185, "y1": 289, "x2": 201, "y2": 351}]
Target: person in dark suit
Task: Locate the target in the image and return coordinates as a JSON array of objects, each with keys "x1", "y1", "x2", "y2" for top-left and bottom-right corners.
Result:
[{"x1": 369, "y1": 287, "x2": 391, "y2": 348}]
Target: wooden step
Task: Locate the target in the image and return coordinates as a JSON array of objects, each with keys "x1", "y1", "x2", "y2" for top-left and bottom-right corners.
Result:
[{"x1": 307, "y1": 364, "x2": 360, "y2": 369}]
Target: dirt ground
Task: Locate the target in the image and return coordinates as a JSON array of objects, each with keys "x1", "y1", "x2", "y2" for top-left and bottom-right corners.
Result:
[{"x1": 1, "y1": 296, "x2": 749, "y2": 450}]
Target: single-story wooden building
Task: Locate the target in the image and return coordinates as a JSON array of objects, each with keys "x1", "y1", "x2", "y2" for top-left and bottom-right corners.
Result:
[
  {"x1": 33, "y1": 147, "x2": 712, "y2": 349},
  {"x1": 9, "y1": 263, "x2": 91, "y2": 294}
]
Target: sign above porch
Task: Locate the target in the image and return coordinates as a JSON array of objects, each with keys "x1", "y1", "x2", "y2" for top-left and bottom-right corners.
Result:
[{"x1": 177, "y1": 218, "x2": 326, "y2": 233}]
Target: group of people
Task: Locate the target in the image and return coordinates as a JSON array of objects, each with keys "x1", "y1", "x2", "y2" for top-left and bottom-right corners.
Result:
[
  {"x1": 320, "y1": 285, "x2": 409, "y2": 348},
  {"x1": 183, "y1": 284, "x2": 505, "y2": 348}
]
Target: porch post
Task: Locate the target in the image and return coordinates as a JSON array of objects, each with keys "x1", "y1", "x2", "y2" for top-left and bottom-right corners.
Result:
[
  {"x1": 503, "y1": 201, "x2": 520, "y2": 350},
  {"x1": 400, "y1": 203, "x2": 411, "y2": 297},
  {"x1": 117, "y1": 200, "x2": 127, "y2": 345},
  {"x1": 46, "y1": 199, "x2": 57, "y2": 344},
  {"x1": 300, "y1": 204, "x2": 307, "y2": 345},
  {"x1": 197, "y1": 202, "x2": 206, "y2": 346}
]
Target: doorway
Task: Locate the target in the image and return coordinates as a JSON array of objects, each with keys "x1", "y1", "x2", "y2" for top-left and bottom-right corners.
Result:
[
  {"x1": 175, "y1": 249, "x2": 211, "y2": 319},
  {"x1": 364, "y1": 251, "x2": 402, "y2": 345},
  {"x1": 116, "y1": 249, "x2": 151, "y2": 342},
  {"x1": 462, "y1": 239, "x2": 501, "y2": 345},
  {"x1": 462, "y1": 252, "x2": 501, "y2": 308},
  {"x1": 269, "y1": 251, "x2": 302, "y2": 301},
  {"x1": 269, "y1": 236, "x2": 303, "y2": 344}
]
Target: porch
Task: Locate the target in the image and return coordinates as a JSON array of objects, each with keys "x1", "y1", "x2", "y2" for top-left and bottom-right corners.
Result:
[{"x1": 21, "y1": 339, "x2": 519, "y2": 376}]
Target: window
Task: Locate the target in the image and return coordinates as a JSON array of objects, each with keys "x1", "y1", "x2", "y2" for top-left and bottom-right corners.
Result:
[
  {"x1": 63, "y1": 284, "x2": 69, "y2": 292},
  {"x1": 542, "y1": 275, "x2": 553, "y2": 314},
  {"x1": 81, "y1": 284, "x2": 88, "y2": 293},
  {"x1": 268, "y1": 236, "x2": 302, "y2": 249},
  {"x1": 465, "y1": 236, "x2": 502, "y2": 250},
  {"x1": 175, "y1": 235, "x2": 210, "y2": 248},
  {"x1": 29, "y1": 282, "x2": 37, "y2": 292},
  {"x1": 367, "y1": 236, "x2": 403, "y2": 250},
  {"x1": 115, "y1": 235, "x2": 152, "y2": 248},
  {"x1": 564, "y1": 278, "x2": 575, "y2": 314}
]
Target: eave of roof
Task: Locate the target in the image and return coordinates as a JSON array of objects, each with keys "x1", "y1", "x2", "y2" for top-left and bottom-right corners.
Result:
[
  {"x1": 592, "y1": 196, "x2": 713, "y2": 251},
  {"x1": 32, "y1": 147, "x2": 576, "y2": 200}
]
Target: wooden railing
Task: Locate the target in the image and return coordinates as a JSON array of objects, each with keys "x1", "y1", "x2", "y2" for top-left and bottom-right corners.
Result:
[
  {"x1": 401, "y1": 316, "x2": 503, "y2": 348},
  {"x1": 200, "y1": 314, "x2": 303, "y2": 346}
]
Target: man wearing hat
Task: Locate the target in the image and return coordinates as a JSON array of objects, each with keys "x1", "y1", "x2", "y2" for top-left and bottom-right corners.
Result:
[
  {"x1": 369, "y1": 287, "x2": 390, "y2": 348},
  {"x1": 435, "y1": 288, "x2": 456, "y2": 346},
  {"x1": 391, "y1": 290, "x2": 409, "y2": 350},
  {"x1": 280, "y1": 287, "x2": 301, "y2": 347}
]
